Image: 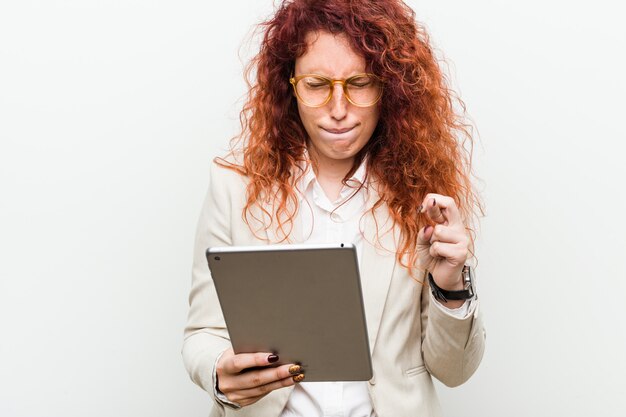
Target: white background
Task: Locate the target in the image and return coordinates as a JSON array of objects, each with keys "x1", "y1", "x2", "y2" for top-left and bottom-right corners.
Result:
[{"x1": 1, "y1": 1, "x2": 625, "y2": 416}]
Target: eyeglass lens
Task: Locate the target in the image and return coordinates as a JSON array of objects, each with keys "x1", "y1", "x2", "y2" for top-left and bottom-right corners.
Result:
[{"x1": 295, "y1": 75, "x2": 381, "y2": 106}]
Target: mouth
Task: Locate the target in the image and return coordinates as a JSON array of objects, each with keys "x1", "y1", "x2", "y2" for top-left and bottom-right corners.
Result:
[{"x1": 322, "y1": 126, "x2": 356, "y2": 134}]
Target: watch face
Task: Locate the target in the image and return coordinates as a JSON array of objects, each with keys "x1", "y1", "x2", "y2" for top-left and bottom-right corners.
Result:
[{"x1": 462, "y1": 265, "x2": 475, "y2": 296}]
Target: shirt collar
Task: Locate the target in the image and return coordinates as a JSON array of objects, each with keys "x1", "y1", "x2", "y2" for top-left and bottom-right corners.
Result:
[{"x1": 298, "y1": 154, "x2": 368, "y2": 198}]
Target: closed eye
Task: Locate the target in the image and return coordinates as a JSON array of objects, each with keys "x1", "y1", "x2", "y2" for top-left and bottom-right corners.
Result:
[
  {"x1": 305, "y1": 81, "x2": 328, "y2": 88},
  {"x1": 348, "y1": 76, "x2": 374, "y2": 88}
]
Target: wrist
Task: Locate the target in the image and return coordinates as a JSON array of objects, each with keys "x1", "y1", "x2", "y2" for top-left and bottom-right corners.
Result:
[
  {"x1": 434, "y1": 274, "x2": 464, "y2": 291},
  {"x1": 213, "y1": 350, "x2": 242, "y2": 410},
  {"x1": 427, "y1": 266, "x2": 475, "y2": 303},
  {"x1": 430, "y1": 269, "x2": 464, "y2": 291}
]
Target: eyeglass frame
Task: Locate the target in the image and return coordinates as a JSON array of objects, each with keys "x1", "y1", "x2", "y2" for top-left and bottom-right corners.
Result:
[{"x1": 289, "y1": 73, "x2": 384, "y2": 108}]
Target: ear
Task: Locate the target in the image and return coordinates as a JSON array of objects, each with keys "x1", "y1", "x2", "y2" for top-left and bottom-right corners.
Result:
[{"x1": 289, "y1": 72, "x2": 297, "y2": 98}]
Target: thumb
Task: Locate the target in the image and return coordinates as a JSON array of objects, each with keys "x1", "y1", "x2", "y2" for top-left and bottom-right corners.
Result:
[{"x1": 417, "y1": 225, "x2": 434, "y2": 248}]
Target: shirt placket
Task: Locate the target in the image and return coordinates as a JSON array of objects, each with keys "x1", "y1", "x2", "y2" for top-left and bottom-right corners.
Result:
[{"x1": 322, "y1": 381, "x2": 344, "y2": 417}]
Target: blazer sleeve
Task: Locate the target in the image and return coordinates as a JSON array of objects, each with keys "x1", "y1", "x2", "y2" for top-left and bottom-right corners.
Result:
[
  {"x1": 182, "y1": 161, "x2": 235, "y2": 404},
  {"x1": 420, "y1": 269, "x2": 486, "y2": 387}
]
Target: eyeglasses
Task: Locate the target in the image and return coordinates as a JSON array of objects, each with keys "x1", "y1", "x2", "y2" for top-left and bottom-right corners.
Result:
[{"x1": 289, "y1": 73, "x2": 383, "y2": 108}]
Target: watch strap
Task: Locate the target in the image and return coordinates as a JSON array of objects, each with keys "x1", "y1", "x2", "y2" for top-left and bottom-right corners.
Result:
[{"x1": 428, "y1": 266, "x2": 475, "y2": 302}]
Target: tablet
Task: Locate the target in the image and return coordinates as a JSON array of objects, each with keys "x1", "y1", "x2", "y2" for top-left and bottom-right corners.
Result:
[{"x1": 206, "y1": 243, "x2": 372, "y2": 382}]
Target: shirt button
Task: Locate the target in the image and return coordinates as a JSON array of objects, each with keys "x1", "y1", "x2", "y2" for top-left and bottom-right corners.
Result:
[
  {"x1": 330, "y1": 213, "x2": 340, "y2": 221},
  {"x1": 369, "y1": 375, "x2": 376, "y2": 385}
]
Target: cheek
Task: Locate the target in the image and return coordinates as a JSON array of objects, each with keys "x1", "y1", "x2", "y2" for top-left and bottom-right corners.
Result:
[
  {"x1": 359, "y1": 109, "x2": 379, "y2": 145},
  {"x1": 361, "y1": 107, "x2": 380, "y2": 131},
  {"x1": 297, "y1": 105, "x2": 320, "y2": 130}
]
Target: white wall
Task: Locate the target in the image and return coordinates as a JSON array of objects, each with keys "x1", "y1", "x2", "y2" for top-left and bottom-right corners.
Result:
[{"x1": 1, "y1": 1, "x2": 624, "y2": 416}]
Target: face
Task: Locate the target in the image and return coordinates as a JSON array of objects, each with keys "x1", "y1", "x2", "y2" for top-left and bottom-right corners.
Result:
[{"x1": 294, "y1": 31, "x2": 380, "y2": 174}]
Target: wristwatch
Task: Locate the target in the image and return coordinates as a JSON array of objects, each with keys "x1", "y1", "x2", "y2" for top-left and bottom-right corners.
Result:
[{"x1": 428, "y1": 265, "x2": 475, "y2": 302}]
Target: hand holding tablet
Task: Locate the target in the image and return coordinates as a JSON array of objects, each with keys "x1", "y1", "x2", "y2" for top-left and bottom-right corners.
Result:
[{"x1": 215, "y1": 348, "x2": 302, "y2": 407}]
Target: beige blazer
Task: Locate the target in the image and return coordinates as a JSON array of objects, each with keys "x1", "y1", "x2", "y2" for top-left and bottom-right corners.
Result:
[{"x1": 182, "y1": 161, "x2": 486, "y2": 417}]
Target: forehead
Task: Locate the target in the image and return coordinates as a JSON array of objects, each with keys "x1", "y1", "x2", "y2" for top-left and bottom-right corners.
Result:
[{"x1": 295, "y1": 31, "x2": 367, "y2": 77}]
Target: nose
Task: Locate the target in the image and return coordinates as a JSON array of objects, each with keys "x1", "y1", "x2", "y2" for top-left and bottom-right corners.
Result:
[{"x1": 329, "y1": 82, "x2": 348, "y2": 120}]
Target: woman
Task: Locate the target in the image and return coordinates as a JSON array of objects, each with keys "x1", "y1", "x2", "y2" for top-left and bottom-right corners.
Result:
[{"x1": 183, "y1": 0, "x2": 485, "y2": 416}]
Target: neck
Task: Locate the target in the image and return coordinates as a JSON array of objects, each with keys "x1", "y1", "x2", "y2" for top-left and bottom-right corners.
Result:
[
  {"x1": 308, "y1": 148, "x2": 355, "y2": 202},
  {"x1": 308, "y1": 146, "x2": 354, "y2": 179}
]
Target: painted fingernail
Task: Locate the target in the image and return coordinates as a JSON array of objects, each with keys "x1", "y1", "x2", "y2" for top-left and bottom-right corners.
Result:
[
  {"x1": 288, "y1": 365, "x2": 302, "y2": 375},
  {"x1": 268, "y1": 354, "x2": 279, "y2": 363},
  {"x1": 292, "y1": 373, "x2": 305, "y2": 382},
  {"x1": 432, "y1": 198, "x2": 437, "y2": 207},
  {"x1": 417, "y1": 204, "x2": 423, "y2": 213}
]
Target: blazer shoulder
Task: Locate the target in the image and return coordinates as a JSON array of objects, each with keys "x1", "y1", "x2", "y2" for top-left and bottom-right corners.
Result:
[{"x1": 208, "y1": 158, "x2": 248, "y2": 190}]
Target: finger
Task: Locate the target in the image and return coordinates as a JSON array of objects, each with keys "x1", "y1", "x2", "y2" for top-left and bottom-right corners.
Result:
[
  {"x1": 221, "y1": 363, "x2": 297, "y2": 392},
  {"x1": 221, "y1": 351, "x2": 279, "y2": 375},
  {"x1": 420, "y1": 194, "x2": 461, "y2": 225},
  {"x1": 227, "y1": 375, "x2": 296, "y2": 404},
  {"x1": 417, "y1": 224, "x2": 434, "y2": 246},
  {"x1": 239, "y1": 364, "x2": 299, "y2": 390},
  {"x1": 425, "y1": 197, "x2": 446, "y2": 224},
  {"x1": 430, "y1": 224, "x2": 469, "y2": 246},
  {"x1": 429, "y1": 241, "x2": 467, "y2": 263}
]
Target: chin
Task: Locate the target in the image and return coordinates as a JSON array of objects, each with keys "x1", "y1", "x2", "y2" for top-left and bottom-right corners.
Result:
[{"x1": 329, "y1": 142, "x2": 366, "y2": 162}]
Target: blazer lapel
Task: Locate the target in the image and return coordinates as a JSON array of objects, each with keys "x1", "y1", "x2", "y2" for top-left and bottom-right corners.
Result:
[{"x1": 359, "y1": 185, "x2": 397, "y2": 355}]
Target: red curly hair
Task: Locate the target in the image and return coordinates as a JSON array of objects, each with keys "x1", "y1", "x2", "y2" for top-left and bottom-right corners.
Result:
[{"x1": 218, "y1": 0, "x2": 482, "y2": 275}]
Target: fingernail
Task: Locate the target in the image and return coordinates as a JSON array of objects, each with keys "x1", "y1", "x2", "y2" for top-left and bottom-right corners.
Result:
[
  {"x1": 288, "y1": 365, "x2": 302, "y2": 375},
  {"x1": 268, "y1": 354, "x2": 279, "y2": 363},
  {"x1": 292, "y1": 373, "x2": 305, "y2": 382},
  {"x1": 417, "y1": 205, "x2": 424, "y2": 213},
  {"x1": 424, "y1": 225, "x2": 432, "y2": 234},
  {"x1": 432, "y1": 198, "x2": 436, "y2": 207}
]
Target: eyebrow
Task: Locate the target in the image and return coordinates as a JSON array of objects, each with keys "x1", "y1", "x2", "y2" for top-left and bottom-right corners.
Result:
[
  {"x1": 294, "y1": 71, "x2": 370, "y2": 78},
  {"x1": 294, "y1": 62, "x2": 372, "y2": 77}
]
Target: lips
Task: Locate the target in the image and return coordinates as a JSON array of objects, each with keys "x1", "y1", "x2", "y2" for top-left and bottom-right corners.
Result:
[{"x1": 322, "y1": 126, "x2": 355, "y2": 134}]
